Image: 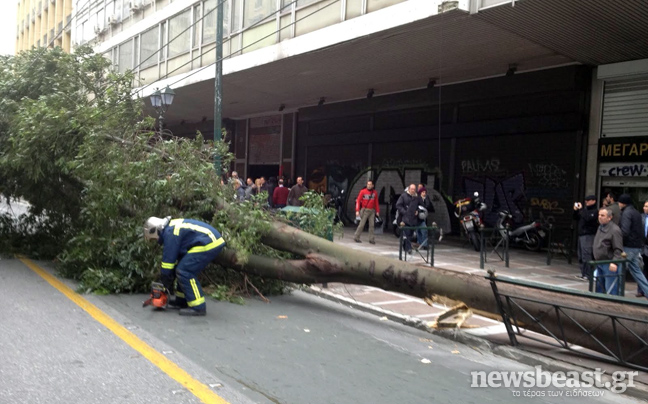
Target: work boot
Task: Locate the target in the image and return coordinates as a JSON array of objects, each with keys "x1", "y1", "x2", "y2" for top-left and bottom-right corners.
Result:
[
  {"x1": 167, "y1": 298, "x2": 188, "y2": 310},
  {"x1": 179, "y1": 308, "x2": 206, "y2": 316},
  {"x1": 354, "y1": 238, "x2": 362, "y2": 243},
  {"x1": 369, "y1": 240, "x2": 375, "y2": 244}
]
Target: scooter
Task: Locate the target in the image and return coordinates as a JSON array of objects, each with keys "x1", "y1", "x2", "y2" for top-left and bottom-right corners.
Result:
[
  {"x1": 331, "y1": 189, "x2": 345, "y2": 224},
  {"x1": 454, "y1": 192, "x2": 486, "y2": 251},
  {"x1": 495, "y1": 211, "x2": 543, "y2": 251}
]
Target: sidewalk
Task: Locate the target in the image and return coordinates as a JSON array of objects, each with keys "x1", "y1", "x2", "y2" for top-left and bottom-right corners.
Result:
[{"x1": 307, "y1": 226, "x2": 648, "y2": 397}]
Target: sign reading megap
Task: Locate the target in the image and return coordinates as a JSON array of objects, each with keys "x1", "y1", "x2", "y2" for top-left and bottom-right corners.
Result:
[{"x1": 599, "y1": 136, "x2": 648, "y2": 163}]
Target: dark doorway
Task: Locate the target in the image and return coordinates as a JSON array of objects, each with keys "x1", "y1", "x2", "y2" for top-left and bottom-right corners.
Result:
[{"x1": 248, "y1": 165, "x2": 280, "y2": 181}]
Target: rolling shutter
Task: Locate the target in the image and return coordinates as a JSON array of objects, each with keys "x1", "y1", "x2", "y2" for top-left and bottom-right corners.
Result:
[{"x1": 601, "y1": 76, "x2": 648, "y2": 138}]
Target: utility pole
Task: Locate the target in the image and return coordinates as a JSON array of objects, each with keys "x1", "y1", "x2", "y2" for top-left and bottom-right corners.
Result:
[{"x1": 213, "y1": 0, "x2": 224, "y2": 175}]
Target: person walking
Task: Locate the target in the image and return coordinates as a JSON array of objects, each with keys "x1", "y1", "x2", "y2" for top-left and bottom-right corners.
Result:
[
  {"x1": 395, "y1": 184, "x2": 422, "y2": 253},
  {"x1": 592, "y1": 208, "x2": 624, "y2": 295},
  {"x1": 572, "y1": 195, "x2": 598, "y2": 280},
  {"x1": 353, "y1": 180, "x2": 380, "y2": 244},
  {"x1": 618, "y1": 194, "x2": 648, "y2": 298},
  {"x1": 416, "y1": 187, "x2": 434, "y2": 250}
]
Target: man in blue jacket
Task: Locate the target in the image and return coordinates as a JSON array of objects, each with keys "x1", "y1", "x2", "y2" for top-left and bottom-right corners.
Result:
[
  {"x1": 144, "y1": 216, "x2": 226, "y2": 316},
  {"x1": 618, "y1": 194, "x2": 648, "y2": 298}
]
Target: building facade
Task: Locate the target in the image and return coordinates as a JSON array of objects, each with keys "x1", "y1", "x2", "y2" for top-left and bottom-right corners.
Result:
[
  {"x1": 16, "y1": 0, "x2": 73, "y2": 52},
  {"x1": 18, "y1": 0, "x2": 648, "y2": 234}
]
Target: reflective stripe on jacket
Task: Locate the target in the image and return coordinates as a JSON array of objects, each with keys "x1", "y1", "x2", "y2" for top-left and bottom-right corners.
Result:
[{"x1": 158, "y1": 219, "x2": 225, "y2": 271}]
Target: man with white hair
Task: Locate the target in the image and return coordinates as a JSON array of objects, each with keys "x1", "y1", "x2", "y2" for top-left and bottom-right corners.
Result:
[{"x1": 143, "y1": 217, "x2": 226, "y2": 316}]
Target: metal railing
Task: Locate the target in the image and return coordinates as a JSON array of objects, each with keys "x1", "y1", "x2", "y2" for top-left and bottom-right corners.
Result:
[
  {"x1": 478, "y1": 226, "x2": 509, "y2": 269},
  {"x1": 545, "y1": 224, "x2": 574, "y2": 265},
  {"x1": 587, "y1": 258, "x2": 628, "y2": 297},
  {"x1": 487, "y1": 271, "x2": 648, "y2": 371},
  {"x1": 398, "y1": 224, "x2": 437, "y2": 266}
]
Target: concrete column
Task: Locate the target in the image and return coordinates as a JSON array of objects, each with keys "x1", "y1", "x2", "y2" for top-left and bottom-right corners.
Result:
[{"x1": 585, "y1": 67, "x2": 603, "y2": 196}]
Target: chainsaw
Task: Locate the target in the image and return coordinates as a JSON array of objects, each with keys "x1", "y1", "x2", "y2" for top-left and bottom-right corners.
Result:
[{"x1": 142, "y1": 282, "x2": 169, "y2": 310}]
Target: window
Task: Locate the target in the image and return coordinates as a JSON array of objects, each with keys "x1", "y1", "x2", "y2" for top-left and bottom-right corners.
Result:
[
  {"x1": 167, "y1": 10, "x2": 190, "y2": 57},
  {"x1": 97, "y1": 8, "x2": 105, "y2": 28},
  {"x1": 193, "y1": 4, "x2": 201, "y2": 47},
  {"x1": 140, "y1": 26, "x2": 159, "y2": 69},
  {"x1": 203, "y1": 0, "x2": 230, "y2": 43},
  {"x1": 244, "y1": 0, "x2": 274, "y2": 28},
  {"x1": 282, "y1": 0, "x2": 319, "y2": 7},
  {"x1": 106, "y1": 0, "x2": 115, "y2": 19},
  {"x1": 115, "y1": 0, "x2": 123, "y2": 20},
  {"x1": 232, "y1": 0, "x2": 241, "y2": 32},
  {"x1": 118, "y1": 39, "x2": 133, "y2": 73}
]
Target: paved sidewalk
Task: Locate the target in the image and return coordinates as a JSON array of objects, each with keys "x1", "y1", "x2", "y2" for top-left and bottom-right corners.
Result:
[{"x1": 308, "y1": 226, "x2": 648, "y2": 393}]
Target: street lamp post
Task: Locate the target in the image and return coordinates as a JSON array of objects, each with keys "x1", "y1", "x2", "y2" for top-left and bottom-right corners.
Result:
[{"x1": 150, "y1": 85, "x2": 175, "y2": 132}]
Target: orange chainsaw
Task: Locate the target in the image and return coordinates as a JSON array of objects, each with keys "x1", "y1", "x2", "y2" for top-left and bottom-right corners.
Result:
[{"x1": 142, "y1": 282, "x2": 168, "y2": 310}]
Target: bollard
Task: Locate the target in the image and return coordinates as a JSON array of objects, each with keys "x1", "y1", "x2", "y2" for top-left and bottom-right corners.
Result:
[
  {"x1": 546, "y1": 223, "x2": 553, "y2": 265},
  {"x1": 429, "y1": 223, "x2": 437, "y2": 267},
  {"x1": 504, "y1": 224, "x2": 510, "y2": 268},
  {"x1": 479, "y1": 225, "x2": 485, "y2": 269}
]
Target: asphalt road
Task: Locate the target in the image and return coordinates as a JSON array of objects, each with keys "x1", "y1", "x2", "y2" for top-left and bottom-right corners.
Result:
[{"x1": 0, "y1": 257, "x2": 640, "y2": 404}]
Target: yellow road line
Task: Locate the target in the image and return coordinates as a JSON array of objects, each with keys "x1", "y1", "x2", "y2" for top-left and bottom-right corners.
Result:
[{"x1": 19, "y1": 257, "x2": 229, "y2": 404}]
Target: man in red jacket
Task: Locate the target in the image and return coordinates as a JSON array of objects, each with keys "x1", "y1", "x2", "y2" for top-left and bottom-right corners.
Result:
[
  {"x1": 354, "y1": 180, "x2": 380, "y2": 244},
  {"x1": 272, "y1": 179, "x2": 290, "y2": 208}
]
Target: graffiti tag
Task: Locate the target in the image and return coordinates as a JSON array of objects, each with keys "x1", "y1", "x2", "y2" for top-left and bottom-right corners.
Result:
[{"x1": 530, "y1": 198, "x2": 564, "y2": 214}]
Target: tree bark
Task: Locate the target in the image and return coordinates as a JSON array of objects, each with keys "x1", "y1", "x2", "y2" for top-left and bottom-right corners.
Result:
[{"x1": 219, "y1": 221, "x2": 648, "y2": 366}]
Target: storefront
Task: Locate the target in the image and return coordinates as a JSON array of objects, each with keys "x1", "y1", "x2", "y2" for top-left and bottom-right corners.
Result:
[
  {"x1": 595, "y1": 59, "x2": 648, "y2": 205},
  {"x1": 294, "y1": 66, "x2": 591, "y2": 234}
]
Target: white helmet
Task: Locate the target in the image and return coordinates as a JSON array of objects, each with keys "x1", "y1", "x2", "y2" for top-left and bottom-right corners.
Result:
[
  {"x1": 417, "y1": 206, "x2": 428, "y2": 220},
  {"x1": 143, "y1": 216, "x2": 170, "y2": 240}
]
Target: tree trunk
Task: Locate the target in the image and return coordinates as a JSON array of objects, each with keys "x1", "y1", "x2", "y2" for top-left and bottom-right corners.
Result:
[{"x1": 218, "y1": 222, "x2": 648, "y2": 366}]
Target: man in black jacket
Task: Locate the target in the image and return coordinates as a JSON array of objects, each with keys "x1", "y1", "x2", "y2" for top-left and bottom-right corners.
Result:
[
  {"x1": 572, "y1": 195, "x2": 598, "y2": 280},
  {"x1": 396, "y1": 184, "x2": 422, "y2": 253},
  {"x1": 618, "y1": 194, "x2": 648, "y2": 298}
]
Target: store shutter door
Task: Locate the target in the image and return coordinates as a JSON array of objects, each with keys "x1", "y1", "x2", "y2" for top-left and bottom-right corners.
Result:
[
  {"x1": 601, "y1": 76, "x2": 648, "y2": 138},
  {"x1": 248, "y1": 115, "x2": 281, "y2": 164}
]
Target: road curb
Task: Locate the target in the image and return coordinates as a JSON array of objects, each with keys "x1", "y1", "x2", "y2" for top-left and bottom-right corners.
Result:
[{"x1": 304, "y1": 285, "x2": 648, "y2": 402}]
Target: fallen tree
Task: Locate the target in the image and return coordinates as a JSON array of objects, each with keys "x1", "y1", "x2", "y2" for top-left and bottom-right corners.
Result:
[
  {"x1": 219, "y1": 221, "x2": 648, "y2": 366},
  {"x1": 1, "y1": 47, "x2": 646, "y2": 365}
]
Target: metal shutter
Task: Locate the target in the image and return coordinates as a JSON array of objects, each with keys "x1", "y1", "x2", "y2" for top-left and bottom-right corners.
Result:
[{"x1": 601, "y1": 76, "x2": 648, "y2": 138}]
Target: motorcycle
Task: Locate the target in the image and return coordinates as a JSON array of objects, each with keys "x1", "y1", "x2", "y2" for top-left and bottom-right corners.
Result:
[
  {"x1": 495, "y1": 210, "x2": 544, "y2": 251},
  {"x1": 329, "y1": 189, "x2": 346, "y2": 224},
  {"x1": 454, "y1": 192, "x2": 486, "y2": 251}
]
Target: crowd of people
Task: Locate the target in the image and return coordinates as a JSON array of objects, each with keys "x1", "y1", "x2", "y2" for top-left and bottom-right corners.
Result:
[
  {"x1": 226, "y1": 171, "x2": 308, "y2": 209},
  {"x1": 573, "y1": 191, "x2": 648, "y2": 297}
]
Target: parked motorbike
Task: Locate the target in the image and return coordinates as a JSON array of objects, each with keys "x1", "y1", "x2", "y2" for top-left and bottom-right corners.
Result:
[
  {"x1": 329, "y1": 189, "x2": 345, "y2": 224},
  {"x1": 495, "y1": 210, "x2": 544, "y2": 251},
  {"x1": 454, "y1": 192, "x2": 486, "y2": 251}
]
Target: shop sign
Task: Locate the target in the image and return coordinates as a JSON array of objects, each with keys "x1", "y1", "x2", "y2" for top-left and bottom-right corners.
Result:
[
  {"x1": 599, "y1": 162, "x2": 648, "y2": 177},
  {"x1": 598, "y1": 136, "x2": 648, "y2": 163}
]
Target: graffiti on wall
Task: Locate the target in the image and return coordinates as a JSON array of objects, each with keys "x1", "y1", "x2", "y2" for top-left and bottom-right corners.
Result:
[
  {"x1": 308, "y1": 164, "x2": 454, "y2": 235},
  {"x1": 461, "y1": 158, "x2": 501, "y2": 174},
  {"x1": 308, "y1": 160, "x2": 572, "y2": 234},
  {"x1": 463, "y1": 174, "x2": 526, "y2": 227},
  {"x1": 527, "y1": 163, "x2": 568, "y2": 189}
]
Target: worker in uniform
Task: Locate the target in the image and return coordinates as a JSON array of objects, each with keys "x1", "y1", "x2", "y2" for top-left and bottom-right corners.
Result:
[{"x1": 143, "y1": 216, "x2": 226, "y2": 316}]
